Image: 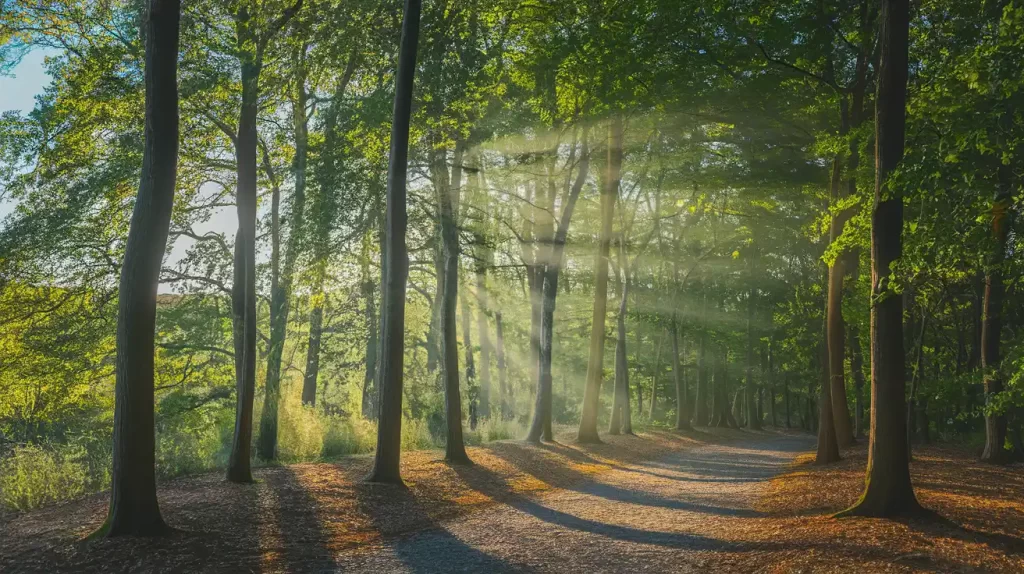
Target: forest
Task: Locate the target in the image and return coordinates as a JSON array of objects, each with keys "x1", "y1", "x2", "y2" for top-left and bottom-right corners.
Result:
[{"x1": 1, "y1": 0, "x2": 1023, "y2": 571}]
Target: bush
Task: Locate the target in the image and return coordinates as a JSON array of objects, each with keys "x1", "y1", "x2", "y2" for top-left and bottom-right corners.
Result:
[
  {"x1": 322, "y1": 415, "x2": 377, "y2": 458},
  {"x1": 0, "y1": 444, "x2": 88, "y2": 511}
]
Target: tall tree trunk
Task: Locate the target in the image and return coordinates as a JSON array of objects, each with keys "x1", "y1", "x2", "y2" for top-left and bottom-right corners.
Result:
[
  {"x1": 227, "y1": 49, "x2": 260, "y2": 486},
  {"x1": 816, "y1": 316, "x2": 841, "y2": 463},
  {"x1": 849, "y1": 315, "x2": 867, "y2": 439},
  {"x1": 475, "y1": 244, "x2": 492, "y2": 420},
  {"x1": 767, "y1": 337, "x2": 776, "y2": 426},
  {"x1": 103, "y1": 0, "x2": 179, "y2": 537},
  {"x1": 693, "y1": 291, "x2": 710, "y2": 426},
  {"x1": 838, "y1": 0, "x2": 921, "y2": 516},
  {"x1": 365, "y1": 0, "x2": 421, "y2": 485},
  {"x1": 746, "y1": 289, "x2": 761, "y2": 431},
  {"x1": 258, "y1": 46, "x2": 309, "y2": 461},
  {"x1": 578, "y1": 118, "x2": 622, "y2": 443},
  {"x1": 435, "y1": 144, "x2": 471, "y2": 462},
  {"x1": 227, "y1": 0, "x2": 302, "y2": 483},
  {"x1": 649, "y1": 332, "x2": 664, "y2": 420},
  {"x1": 981, "y1": 94, "x2": 1015, "y2": 463},
  {"x1": 672, "y1": 317, "x2": 691, "y2": 431},
  {"x1": 495, "y1": 311, "x2": 510, "y2": 420},
  {"x1": 361, "y1": 230, "x2": 379, "y2": 418},
  {"x1": 784, "y1": 371, "x2": 791, "y2": 428},
  {"x1": 527, "y1": 134, "x2": 589, "y2": 442},
  {"x1": 609, "y1": 260, "x2": 631, "y2": 434}
]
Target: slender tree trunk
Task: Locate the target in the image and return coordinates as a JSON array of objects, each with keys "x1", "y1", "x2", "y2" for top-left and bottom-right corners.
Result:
[
  {"x1": 103, "y1": 0, "x2": 179, "y2": 537},
  {"x1": 258, "y1": 47, "x2": 309, "y2": 460},
  {"x1": 578, "y1": 118, "x2": 621, "y2": 443},
  {"x1": 816, "y1": 319, "x2": 841, "y2": 463},
  {"x1": 366, "y1": 0, "x2": 421, "y2": 485},
  {"x1": 302, "y1": 295, "x2": 324, "y2": 407},
  {"x1": 784, "y1": 372, "x2": 791, "y2": 428},
  {"x1": 649, "y1": 332, "x2": 664, "y2": 420},
  {"x1": 838, "y1": 0, "x2": 922, "y2": 516},
  {"x1": 435, "y1": 145, "x2": 471, "y2": 462},
  {"x1": 475, "y1": 246, "x2": 492, "y2": 420},
  {"x1": 980, "y1": 108, "x2": 1015, "y2": 464},
  {"x1": 693, "y1": 292, "x2": 710, "y2": 426},
  {"x1": 609, "y1": 262, "x2": 630, "y2": 434},
  {"x1": 495, "y1": 311, "x2": 509, "y2": 420},
  {"x1": 527, "y1": 134, "x2": 589, "y2": 442},
  {"x1": 767, "y1": 337, "x2": 776, "y2": 426},
  {"x1": 227, "y1": 53, "x2": 260, "y2": 486},
  {"x1": 361, "y1": 231, "x2": 379, "y2": 418},
  {"x1": 672, "y1": 318, "x2": 691, "y2": 431},
  {"x1": 746, "y1": 290, "x2": 761, "y2": 431},
  {"x1": 849, "y1": 318, "x2": 867, "y2": 439}
]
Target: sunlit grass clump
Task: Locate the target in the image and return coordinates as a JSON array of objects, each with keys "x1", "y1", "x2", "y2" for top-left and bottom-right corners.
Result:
[{"x1": 0, "y1": 444, "x2": 88, "y2": 511}]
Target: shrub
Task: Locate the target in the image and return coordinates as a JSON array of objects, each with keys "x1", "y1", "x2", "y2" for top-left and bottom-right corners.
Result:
[
  {"x1": 322, "y1": 415, "x2": 377, "y2": 458},
  {"x1": 0, "y1": 444, "x2": 88, "y2": 511}
]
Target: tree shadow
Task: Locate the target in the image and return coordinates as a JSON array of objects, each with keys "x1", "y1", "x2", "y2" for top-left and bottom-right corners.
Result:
[
  {"x1": 339, "y1": 465, "x2": 522, "y2": 573},
  {"x1": 259, "y1": 466, "x2": 340, "y2": 572}
]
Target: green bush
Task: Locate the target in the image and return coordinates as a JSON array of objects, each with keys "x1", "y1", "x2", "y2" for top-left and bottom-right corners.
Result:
[
  {"x1": 0, "y1": 444, "x2": 89, "y2": 511},
  {"x1": 322, "y1": 415, "x2": 377, "y2": 458}
]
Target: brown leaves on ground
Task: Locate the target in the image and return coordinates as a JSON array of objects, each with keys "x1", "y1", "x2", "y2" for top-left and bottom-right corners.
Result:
[
  {"x1": 0, "y1": 427, "x2": 701, "y2": 573},
  {"x1": 750, "y1": 441, "x2": 1024, "y2": 573}
]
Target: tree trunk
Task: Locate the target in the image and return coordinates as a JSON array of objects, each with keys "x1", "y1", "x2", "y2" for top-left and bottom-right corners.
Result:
[
  {"x1": 258, "y1": 46, "x2": 309, "y2": 461},
  {"x1": 475, "y1": 246, "x2": 492, "y2": 420},
  {"x1": 436, "y1": 144, "x2": 471, "y2": 462},
  {"x1": 528, "y1": 134, "x2": 589, "y2": 442},
  {"x1": 227, "y1": 51, "x2": 261, "y2": 486},
  {"x1": 849, "y1": 318, "x2": 867, "y2": 438},
  {"x1": 745, "y1": 290, "x2": 761, "y2": 431},
  {"x1": 784, "y1": 371, "x2": 791, "y2": 428},
  {"x1": 609, "y1": 262, "x2": 631, "y2": 435},
  {"x1": 672, "y1": 317, "x2": 691, "y2": 431},
  {"x1": 495, "y1": 311, "x2": 510, "y2": 420},
  {"x1": 365, "y1": 0, "x2": 421, "y2": 485},
  {"x1": 361, "y1": 231, "x2": 379, "y2": 419},
  {"x1": 816, "y1": 323, "x2": 841, "y2": 464},
  {"x1": 693, "y1": 292, "x2": 710, "y2": 426},
  {"x1": 648, "y1": 332, "x2": 664, "y2": 420},
  {"x1": 578, "y1": 118, "x2": 621, "y2": 444},
  {"x1": 980, "y1": 106, "x2": 1015, "y2": 463},
  {"x1": 838, "y1": 0, "x2": 921, "y2": 516},
  {"x1": 104, "y1": 0, "x2": 179, "y2": 537}
]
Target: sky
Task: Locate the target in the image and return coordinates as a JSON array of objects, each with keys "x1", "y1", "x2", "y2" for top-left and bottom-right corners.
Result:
[{"x1": 0, "y1": 48, "x2": 241, "y2": 292}]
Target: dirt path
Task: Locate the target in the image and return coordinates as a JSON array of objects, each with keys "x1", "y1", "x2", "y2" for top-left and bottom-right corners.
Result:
[{"x1": 331, "y1": 432, "x2": 815, "y2": 573}]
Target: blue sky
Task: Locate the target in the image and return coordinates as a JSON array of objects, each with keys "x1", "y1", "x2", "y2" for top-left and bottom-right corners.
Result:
[{"x1": 0, "y1": 49, "x2": 53, "y2": 114}]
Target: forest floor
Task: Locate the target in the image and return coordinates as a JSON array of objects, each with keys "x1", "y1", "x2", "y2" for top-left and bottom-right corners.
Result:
[{"x1": 1, "y1": 427, "x2": 1023, "y2": 573}]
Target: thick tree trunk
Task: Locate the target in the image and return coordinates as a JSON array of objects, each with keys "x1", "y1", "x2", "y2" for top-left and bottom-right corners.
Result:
[
  {"x1": 258, "y1": 49, "x2": 308, "y2": 461},
  {"x1": 104, "y1": 0, "x2": 179, "y2": 537},
  {"x1": 838, "y1": 0, "x2": 921, "y2": 516},
  {"x1": 578, "y1": 118, "x2": 621, "y2": 444},
  {"x1": 366, "y1": 0, "x2": 421, "y2": 485}
]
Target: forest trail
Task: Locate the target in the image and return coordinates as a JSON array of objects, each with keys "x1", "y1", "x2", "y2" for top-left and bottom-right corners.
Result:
[{"x1": 331, "y1": 432, "x2": 815, "y2": 573}]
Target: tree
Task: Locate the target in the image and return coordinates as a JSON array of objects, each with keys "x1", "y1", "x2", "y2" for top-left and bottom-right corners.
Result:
[
  {"x1": 365, "y1": 0, "x2": 421, "y2": 485},
  {"x1": 578, "y1": 117, "x2": 622, "y2": 443},
  {"x1": 837, "y1": 0, "x2": 923, "y2": 517},
  {"x1": 102, "y1": 0, "x2": 180, "y2": 538},
  {"x1": 226, "y1": 0, "x2": 303, "y2": 484}
]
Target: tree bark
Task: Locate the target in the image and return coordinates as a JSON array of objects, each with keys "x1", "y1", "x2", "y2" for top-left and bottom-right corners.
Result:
[
  {"x1": 495, "y1": 311, "x2": 510, "y2": 420},
  {"x1": 816, "y1": 318, "x2": 841, "y2": 463},
  {"x1": 434, "y1": 144, "x2": 471, "y2": 463},
  {"x1": 746, "y1": 289, "x2": 761, "y2": 431},
  {"x1": 648, "y1": 331, "x2": 664, "y2": 420},
  {"x1": 475, "y1": 243, "x2": 492, "y2": 420},
  {"x1": 366, "y1": 0, "x2": 421, "y2": 485},
  {"x1": 672, "y1": 317, "x2": 691, "y2": 431},
  {"x1": 258, "y1": 45, "x2": 309, "y2": 461},
  {"x1": 104, "y1": 0, "x2": 179, "y2": 537},
  {"x1": 692, "y1": 291, "x2": 710, "y2": 426},
  {"x1": 578, "y1": 118, "x2": 621, "y2": 444},
  {"x1": 361, "y1": 230, "x2": 379, "y2": 418},
  {"x1": 838, "y1": 0, "x2": 921, "y2": 516}
]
